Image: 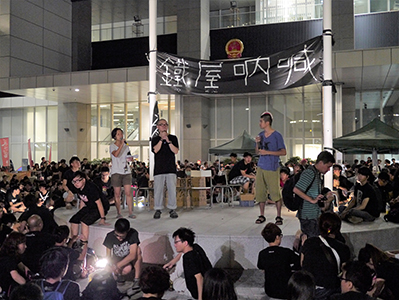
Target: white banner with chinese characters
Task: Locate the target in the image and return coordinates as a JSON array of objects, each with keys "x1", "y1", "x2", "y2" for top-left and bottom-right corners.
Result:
[{"x1": 157, "y1": 36, "x2": 323, "y2": 95}]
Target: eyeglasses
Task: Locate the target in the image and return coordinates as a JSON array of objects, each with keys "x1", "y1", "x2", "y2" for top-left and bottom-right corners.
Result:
[
  {"x1": 158, "y1": 123, "x2": 168, "y2": 126},
  {"x1": 72, "y1": 177, "x2": 84, "y2": 184},
  {"x1": 174, "y1": 239, "x2": 182, "y2": 244},
  {"x1": 338, "y1": 272, "x2": 351, "y2": 282}
]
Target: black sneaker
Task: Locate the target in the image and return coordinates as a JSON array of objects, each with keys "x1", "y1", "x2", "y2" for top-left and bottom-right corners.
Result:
[
  {"x1": 153, "y1": 210, "x2": 162, "y2": 219},
  {"x1": 169, "y1": 210, "x2": 178, "y2": 218}
]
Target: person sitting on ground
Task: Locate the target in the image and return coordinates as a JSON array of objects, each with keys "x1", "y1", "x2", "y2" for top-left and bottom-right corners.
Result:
[
  {"x1": 330, "y1": 261, "x2": 375, "y2": 300},
  {"x1": 202, "y1": 268, "x2": 237, "y2": 300},
  {"x1": 164, "y1": 227, "x2": 212, "y2": 300},
  {"x1": 228, "y1": 152, "x2": 256, "y2": 194},
  {"x1": 358, "y1": 243, "x2": 399, "y2": 299},
  {"x1": 136, "y1": 266, "x2": 170, "y2": 300},
  {"x1": 9, "y1": 282, "x2": 43, "y2": 300},
  {"x1": 103, "y1": 218, "x2": 142, "y2": 291},
  {"x1": 229, "y1": 153, "x2": 238, "y2": 167},
  {"x1": 373, "y1": 171, "x2": 393, "y2": 213},
  {"x1": 257, "y1": 222, "x2": 300, "y2": 299},
  {"x1": 0, "y1": 202, "x2": 15, "y2": 246},
  {"x1": 35, "y1": 183, "x2": 52, "y2": 209},
  {"x1": 301, "y1": 212, "x2": 351, "y2": 299},
  {"x1": 18, "y1": 194, "x2": 58, "y2": 234},
  {"x1": 53, "y1": 225, "x2": 80, "y2": 281},
  {"x1": 287, "y1": 270, "x2": 315, "y2": 300},
  {"x1": 280, "y1": 167, "x2": 291, "y2": 188},
  {"x1": 340, "y1": 167, "x2": 380, "y2": 224},
  {"x1": 22, "y1": 214, "x2": 56, "y2": 275},
  {"x1": 333, "y1": 164, "x2": 353, "y2": 204},
  {"x1": 33, "y1": 247, "x2": 80, "y2": 300},
  {"x1": 0, "y1": 231, "x2": 29, "y2": 299},
  {"x1": 7, "y1": 186, "x2": 25, "y2": 213}
]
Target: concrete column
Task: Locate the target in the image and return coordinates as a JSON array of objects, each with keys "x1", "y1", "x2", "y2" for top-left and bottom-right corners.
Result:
[
  {"x1": 341, "y1": 87, "x2": 356, "y2": 163},
  {"x1": 176, "y1": 0, "x2": 210, "y2": 59},
  {"x1": 332, "y1": 0, "x2": 354, "y2": 51},
  {"x1": 182, "y1": 96, "x2": 210, "y2": 162},
  {"x1": 58, "y1": 103, "x2": 91, "y2": 160}
]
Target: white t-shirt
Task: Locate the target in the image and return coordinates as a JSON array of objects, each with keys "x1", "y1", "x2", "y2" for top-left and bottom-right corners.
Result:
[{"x1": 110, "y1": 143, "x2": 131, "y2": 175}]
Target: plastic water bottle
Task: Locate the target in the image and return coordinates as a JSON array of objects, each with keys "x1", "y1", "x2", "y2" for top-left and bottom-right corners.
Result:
[{"x1": 386, "y1": 202, "x2": 390, "y2": 214}]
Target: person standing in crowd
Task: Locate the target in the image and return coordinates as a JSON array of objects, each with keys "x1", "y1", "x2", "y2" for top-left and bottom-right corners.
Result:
[
  {"x1": 62, "y1": 156, "x2": 81, "y2": 209},
  {"x1": 294, "y1": 151, "x2": 335, "y2": 240},
  {"x1": 255, "y1": 111, "x2": 286, "y2": 225},
  {"x1": 110, "y1": 128, "x2": 135, "y2": 219},
  {"x1": 151, "y1": 119, "x2": 179, "y2": 219}
]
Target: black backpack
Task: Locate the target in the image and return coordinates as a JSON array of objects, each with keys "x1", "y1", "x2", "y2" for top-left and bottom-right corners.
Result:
[
  {"x1": 81, "y1": 271, "x2": 120, "y2": 300},
  {"x1": 282, "y1": 167, "x2": 316, "y2": 211},
  {"x1": 384, "y1": 203, "x2": 399, "y2": 223}
]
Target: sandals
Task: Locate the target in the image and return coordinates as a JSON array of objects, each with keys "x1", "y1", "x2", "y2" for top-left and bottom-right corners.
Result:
[
  {"x1": 255, "y1": 215, "x2": 266, "y2": 224},
  {"x1": 275, "y1": 216, "x2": 283, "y2": 225}
]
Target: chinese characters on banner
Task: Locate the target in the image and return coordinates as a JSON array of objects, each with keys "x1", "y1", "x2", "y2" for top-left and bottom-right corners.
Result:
[
  {"x1": 0, "y1": 137, "x2": 9, "y2": 167},
  {"x1": 157, "y1": 36, "x2": 323, "y2": 95}
]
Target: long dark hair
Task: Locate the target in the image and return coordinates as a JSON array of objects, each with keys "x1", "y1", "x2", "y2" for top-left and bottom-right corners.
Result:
[
  {"x1": 0, "y1": 231, "x2": 26, "y2": 257},
  {"x1": 202, "y1": 268, "x2": 237, "y2": 300},
  {"x1": 287, "y1": 270, "x2": 315, "y2": 300}
]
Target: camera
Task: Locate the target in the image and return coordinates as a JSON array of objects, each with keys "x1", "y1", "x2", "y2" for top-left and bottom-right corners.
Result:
[{"x1": 318, "y1": 196, "x2": 327, "y2": 207}]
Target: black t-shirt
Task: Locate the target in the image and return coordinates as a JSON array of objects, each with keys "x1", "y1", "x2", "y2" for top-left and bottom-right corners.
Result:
[
  {"x1": 0, "y1": 255, "x2": 20, "y2": 297},
  {"x1": 18, "y1": 205, "x2": 58, "y2": 234},
  {"x1": 103, "y1": 228, "x2": 140, "y2": 262},
  {"x1": 93, "y1": 177, "x2": 114, "y2": 201},
  {"x1": 330, "y1": 291, "x2": 375, "y2": 300},
  {"x1": 58, "y1": 246, "x2": 80, "y2": 281},
  {"x1": 354, "y1": 182, "x2": 380, "y2": 217},
  {"x1": 22, "y1": 231, "x2": 56, "y2": 274},
  {"x1": 302, "y1": 236, "x2": 351, "y2": 289},
  {"x1": 228, "y1": 159, "x2": 252, "y2": 181},
  {"x1": 151, "y1": 134, "x2": 179, "y2": 175},
  {"x1": 257, "y1": 246, "x2": 300, "y2": 299},
  {"x1": 77, "y1": 181, "x2": 101, "y2": 210},
  {"x1": 62, "y1": 169, "x2": 79, "y2": 194},
  {"x1": 182, "y1": 244, "x2": 211, "y2": 300},
  {"x1": 33, "y1": 279, "x2": 80, "y2": 300}
]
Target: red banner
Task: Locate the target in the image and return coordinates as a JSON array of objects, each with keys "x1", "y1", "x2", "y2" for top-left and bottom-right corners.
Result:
[
  {"x1": 0, "y1": 137, "x2": 10, "y2": 167},
  {"x1": 28, "y1": 139, "x2": 33, "y2": 167}
]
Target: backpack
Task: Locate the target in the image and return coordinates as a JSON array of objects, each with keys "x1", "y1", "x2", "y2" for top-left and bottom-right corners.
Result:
[
  {"x1": 384, "y1": 203, "x2": 399, "y2": 223},
  {"x1": 282, "y1": 167, "x2": 317, "y2": 211},
  {"x1": 40, "y1": 280, "x2": 71, "y2": 300},
  {"x1": 81, "y1": 271, "x2": 120, "y2": 300}
]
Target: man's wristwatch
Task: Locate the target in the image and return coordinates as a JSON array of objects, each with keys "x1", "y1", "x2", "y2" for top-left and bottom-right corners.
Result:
[{"x1": 101, "y1": 217, "x2": 106, "y2": 220}]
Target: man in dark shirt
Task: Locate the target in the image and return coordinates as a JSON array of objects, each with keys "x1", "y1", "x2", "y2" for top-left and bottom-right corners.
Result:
[
  {"x1": 340, "y1": 167, "x2": 379, "y2": 223},
  {"x1": 93, "y1": 166, "x2": 114, "y2": 205},
  {"x1": 257, "y1": 223, "x2": 300, "y2": 299},
  {"x1": 18, "y1": 194, "x2": 58, "y2": 234},
  {"x1": 228, "y1": 152, "x2": 256, "y2": 193},
  {"x1": 22, "y1": 214, "x2": 56, "y2": 274},
  {"x1": 333, "y1": 164, "x2": 353, "y2": 203},
  {"x1": 171, "y1": 227, "x2": 212, "y2": 300},
  {"x1": 151, "y1": 118, "x2": 179, "y2": 219},
  {"x1": 103, "y1": 218, "x2": 142, "y2": 291},
  {"x1": 62, "y1": 156, "x2": 81, "y2": 208}
]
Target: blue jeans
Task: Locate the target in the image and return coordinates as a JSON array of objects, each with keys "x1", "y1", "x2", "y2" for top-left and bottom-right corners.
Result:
[{"x1": 154, "y1": 173, "x2": 177, "y2": 210}]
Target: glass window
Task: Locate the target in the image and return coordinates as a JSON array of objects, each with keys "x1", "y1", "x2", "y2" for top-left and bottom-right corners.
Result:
[
  {"x1": 371, "y1": 0, "x2": 388, "y2": 12},
  {"x1": 232, "y1": 97, "x2": 249, "y2": 137},
  {"x1": 126, "y1": 102, "x2": 139, "y2": 141},
  {"x1": 47, "y1": 106, "x2": 58, "y2": 143},
  {"x1": 354, "y1": 0, "x2": 369, "y2": 14},
  {"x1": 35, "y1": 107, "x2": 46, "y2": 142},
  {"x1": 91, "y1": 142, "x2": 97, "y2": 161},
  {"x1": 99, "y1": 105, "x2": 111, "y2": 141},
  {"x1": 91, "y1": 105, "x2": 98, "y2": 141},
  {"x1": 11, "y1": 109, "x2": 23, "y2": 143},
  {"x1": 216, "y1": 98, "x2": 232, "y2": 139},
  {"x1": 25, "y1": 108, "x2": 34, "y2": 142}
]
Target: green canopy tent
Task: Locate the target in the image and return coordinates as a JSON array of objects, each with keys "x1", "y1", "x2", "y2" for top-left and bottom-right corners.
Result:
[
  {"x1": 209, "y1": 130, "x2": 256, "y2": 156},
  {"x1": 333, "y1": 118, "x2": 399, "y2": 165}
]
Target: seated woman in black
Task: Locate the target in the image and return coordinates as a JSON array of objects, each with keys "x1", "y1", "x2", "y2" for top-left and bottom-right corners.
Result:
[{"x1": 0, "y1": 231, "x2": 29, "y2": 299}]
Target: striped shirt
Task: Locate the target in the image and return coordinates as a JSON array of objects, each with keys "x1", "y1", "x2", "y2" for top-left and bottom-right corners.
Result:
[{"x1": 295, "y1": 166, "x2": 321, "y2": 220}]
